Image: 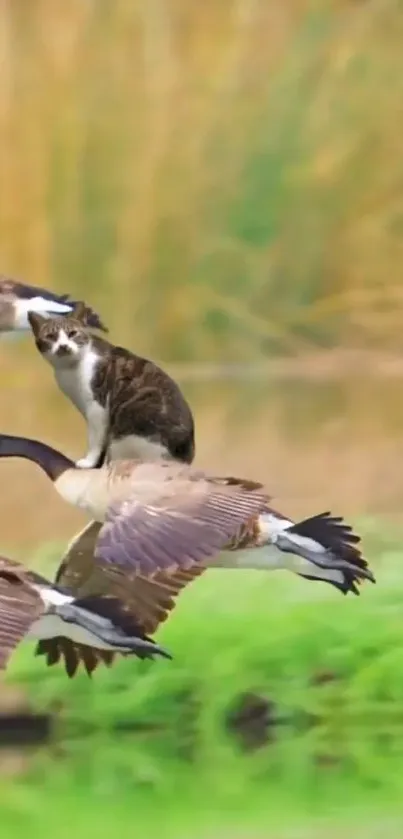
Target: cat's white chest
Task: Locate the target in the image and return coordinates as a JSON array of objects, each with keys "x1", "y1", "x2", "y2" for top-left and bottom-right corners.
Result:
[{"x1": 55, "y1": 349, "x2": 101, "y2": 417}]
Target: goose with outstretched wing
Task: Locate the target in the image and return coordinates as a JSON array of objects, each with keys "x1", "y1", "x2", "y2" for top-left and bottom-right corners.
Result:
[
  {"x1": 0, "y1": 276, "x2": 107, "y2": 333},
  {"x1": 35, "y1": 522, "x2": 204, "y2": 677},
  {"x1": 0, "y1": 435, "x2": 375, "y2": 630},
  {"x1": 0, "y1": 554, "x2": 171, "y2": 676},
  {"x1": 0, "y1": 435, "x2": 270, "y2": 676}
]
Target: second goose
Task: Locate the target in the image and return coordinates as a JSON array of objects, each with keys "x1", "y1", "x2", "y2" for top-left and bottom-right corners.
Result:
[
  {"x1": 0, "y1": 555, "x2": 170, "y2": 675},
  {"x1": 35, "y1": 526, "x2": 204, "y2": 677},
  {"x1": 0, "y1": 435, "x2": 375, "y2": 594}
]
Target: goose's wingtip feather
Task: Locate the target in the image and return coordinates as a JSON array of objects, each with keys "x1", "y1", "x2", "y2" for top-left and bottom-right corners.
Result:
[
  {"x1": 151, "y1": 644, "x2": 173, "y2": 661},
  {"x1": 287, "y1": 510, "x2": 376, "y2": 595}
]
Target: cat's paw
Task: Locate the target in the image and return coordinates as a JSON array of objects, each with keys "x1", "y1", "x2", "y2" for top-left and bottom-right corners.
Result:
[{"x1": 75, "y1": 455, "x2": 98, "y2": 469}]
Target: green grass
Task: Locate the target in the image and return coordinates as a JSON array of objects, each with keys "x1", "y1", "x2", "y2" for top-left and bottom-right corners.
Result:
[{"x1": 3, "y1": 520, "x2": 403, "y2": 836}]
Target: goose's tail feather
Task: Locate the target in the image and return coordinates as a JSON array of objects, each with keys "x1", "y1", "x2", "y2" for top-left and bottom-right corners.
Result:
[{"x1": 274, "y1": 511, "x2": 375, "y2": 595}]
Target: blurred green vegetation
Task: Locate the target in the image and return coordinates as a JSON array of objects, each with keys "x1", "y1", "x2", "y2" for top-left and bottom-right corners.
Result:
[
  {"x1": 1, "y1": 520, "x2": 403, "y2": 837},
  {"x1": 2, "y1": 1, "x2": 403, "y2": 361}
]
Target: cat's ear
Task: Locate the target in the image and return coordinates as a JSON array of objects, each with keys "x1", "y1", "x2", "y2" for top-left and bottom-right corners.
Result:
[
  {"x1": 27, "y1": 311, "x2": 47, "y2": 333},
  {"x1": 71, "y1": 301, "x2": 87, "y2": 323}
]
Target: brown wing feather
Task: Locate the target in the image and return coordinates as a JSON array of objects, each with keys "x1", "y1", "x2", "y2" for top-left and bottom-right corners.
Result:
[
  {"x1": 64, "y1": 524, "x2": 203, "y2": 631},
  {"x1": 56, "y1": 522, "x2": 204, "y2": 633},
  {"x1": 0, "y1": 277, "x2": 18, "y2": 296},
  {"x1": 37, "y1": 522, "x2": 203, "y2": 676},
  {"x1": 35, "y1": 637, "x2": 114, "y2": 678},
  {"x1": 95, "y1": 565, "x2": 204, "y2": 635},
  {"x1": 0, "y1": 562, "x2": 43, "y2": 670},
  {"x1": 55, "y1": 521, "x2": 103, "y2": 589},
  {"x1": 35, "y1": 639, "x2": 62, "y2": 667},
  {"x1": 95, "y1": 476, "x2": 268, "y2": 576},
  {"x1": 208, "y1": 476, "x2": 268, "y2": 494}
]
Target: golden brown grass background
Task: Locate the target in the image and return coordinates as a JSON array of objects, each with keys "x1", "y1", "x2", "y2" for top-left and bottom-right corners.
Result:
[{"x1": 1, "y1": 0, "x2": 403, "y2": 553}]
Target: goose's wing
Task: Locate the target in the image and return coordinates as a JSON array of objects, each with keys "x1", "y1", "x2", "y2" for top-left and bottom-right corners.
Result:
[
  {"x1": 35, "y1": 521, "x2": 203, "y2": 676},
  {"x1": 0, "y1": 276, "x2": 108, "y2": 332},
  {"x1": 95, "y1": 465, "x2": 269, "y2": 575},
  {"x1": 56, "y1": 521, "x2": 204, "y2": 632},
  {"x1": 0, "y1": 557, "x2": 44, "y2": 670}
]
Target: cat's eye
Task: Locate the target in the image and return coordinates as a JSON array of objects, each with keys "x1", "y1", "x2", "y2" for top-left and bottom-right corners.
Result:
[{"x1": 68, "y1": 329, "x2": 79, "y2": 339}]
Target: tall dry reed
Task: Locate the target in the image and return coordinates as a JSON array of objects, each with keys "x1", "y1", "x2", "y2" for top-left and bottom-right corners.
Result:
[{"x1": 0, "y1": 1, "x2": 402, "y2": 360}]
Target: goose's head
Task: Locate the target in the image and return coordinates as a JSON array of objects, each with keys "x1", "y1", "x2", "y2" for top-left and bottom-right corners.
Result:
[{"x1": 28, "y1": 303, "x2": 91, "y2": 369}]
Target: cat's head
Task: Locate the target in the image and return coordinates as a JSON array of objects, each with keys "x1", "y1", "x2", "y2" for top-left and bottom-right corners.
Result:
[{"x1": 28, "y1": 302, "x2": 92, "y2": 368}]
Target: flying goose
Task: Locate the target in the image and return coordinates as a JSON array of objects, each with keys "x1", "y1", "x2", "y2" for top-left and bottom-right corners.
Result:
[
  {"x1": 35, "y1": 523, "x2": 204, "y2": 677},
  {"x1": 0, "y1": 276, "x2": 107, "y2": 333},
  {"x1": 0, "y1": 554, "x2": 171, "y2": 676},
  {"x1": 0, "y1": 434, "x2": 375, "y2": 595}
]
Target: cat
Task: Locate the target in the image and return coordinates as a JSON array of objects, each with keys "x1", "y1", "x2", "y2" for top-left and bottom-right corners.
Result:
[{"x1": 28, "y1": 303, "x2": 196, "y2": 468}]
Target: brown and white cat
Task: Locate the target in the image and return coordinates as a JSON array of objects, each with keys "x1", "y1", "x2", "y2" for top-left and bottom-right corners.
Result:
[{"x1": 28, "y1": 303, "x2": 195, "y2": 469}]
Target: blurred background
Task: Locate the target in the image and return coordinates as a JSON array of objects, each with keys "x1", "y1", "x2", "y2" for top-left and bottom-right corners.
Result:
[{"x1": 2, "y1": 1, "x2": 403, "y2": 837}]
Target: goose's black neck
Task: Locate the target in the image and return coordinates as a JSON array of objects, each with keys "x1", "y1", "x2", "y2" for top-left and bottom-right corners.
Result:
[{"x1": 0, "y1": 435, "x2": 74, "y2": 481}]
